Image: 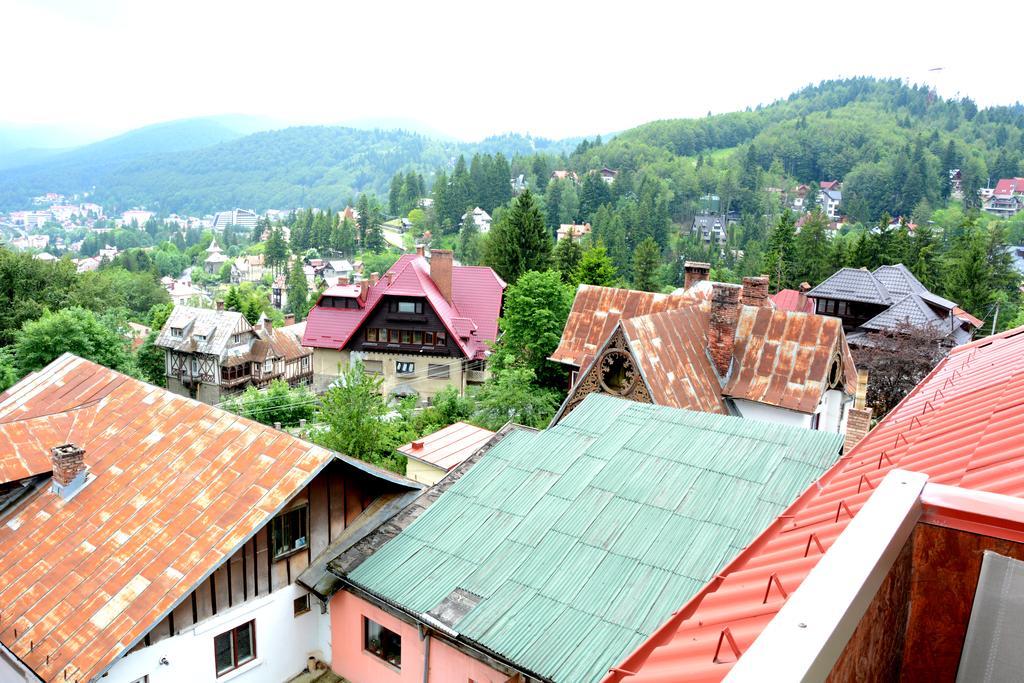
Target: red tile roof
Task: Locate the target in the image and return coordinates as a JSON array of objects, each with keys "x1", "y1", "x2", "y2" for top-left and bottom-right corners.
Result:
[
  {"x1": 606, "y1": 324, "x2": 1024, "y2": 683},
  {"x1": 993, "y1": 177, "x2": 1024, "y2": 197},
  {"x1": 396, "y1": 421, "x2": 495, "y2": 471},
  {"x1": 550, "y1": 284, "x2": 709, "y2": 369},
  {"x1": 302, "y1": 255, "x2": 505, "y2": 359},
  {"x1": 0, "y1": 354, "x2": 408, "y2": 683},
  {"x1": 770, "y1": 289, "x2": 814, "y2": 314}
]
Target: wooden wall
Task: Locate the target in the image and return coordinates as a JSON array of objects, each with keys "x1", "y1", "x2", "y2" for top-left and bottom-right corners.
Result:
[{"x1": 131, "y1": 461, "x2": 390, "y2": 651}]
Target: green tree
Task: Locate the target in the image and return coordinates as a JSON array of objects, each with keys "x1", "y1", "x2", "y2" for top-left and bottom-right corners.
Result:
[
  {"x1": 763, "y1": 210, "x2": 798, "y2": 291},
  {"x1": 490, "y1": 270, "x2": 572, "y2": 388},
  {"x1": 484, "y1": 189, "x2": 553, "y2": 283},
  {"x1": 944, "y1": 223, "x2": 994, "y2": 320},
  {"x1": 136, "y1": 331, "x2": 166, "y2": 387},
  {"x1": 286, "y1": 258, "x2": 309, "y2": 321},
  {"x1": 456, "y1": 219, "x2": 482, "y2": 266},
  {"x1": 0, "y1": 347, "x2": 18, "y2": 392},
  {"x1": 223, "y1": 379, "x2": 316, "y2": 427},
  {"x1": 793, "y1": 210, "x2": 832, "y2": 285},
  {"x1": 553, "y1": 237, "x2": 582, "y2": 283},
  {"x1": 15, "y1": 307, "x2": 134, "y2": 376},
  {"x1": 632, "y1": 237, "x2": 662, "y2": 292},
  {"x1": 264, "y1": 227, "x2": 289, "y2": 275},
  {"x1": 574, "y1": 242, "x2": 619, "y2": 287},
  {"x1": 313, "y1": 361, "x2": 404, "y2": 472},
  {"x1": 470, "y1": 359, "x2": 560, "y2": 431}
]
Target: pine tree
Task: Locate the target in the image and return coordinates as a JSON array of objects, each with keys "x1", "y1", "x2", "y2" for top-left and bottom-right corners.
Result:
[
  {"x1": 793, "y1": 210, "x2": 831, "y2": 285},
  {"x1": 945, "y1": 223, "x2": 993, "y2": 320},
  {"x1": 265, "y1": 227, "x2": 289, "y2": 275},
  {"x1": 388, "y1": 173, "x2": 403, "y2": 216},
  {"x1": 632, "y1": 237, "x2": 662, "y2": 292},
  {"x1": 225, "y1": 286, "x2": 242, "y2": 312},
  {"x1": 763, "y1": 210, "x2": 798, "y2": 291},
  {"x1": 553, "y1": 237, "x2": 582, "y2": 283},
  {"x1": 574, "y1": 242, "x2": 619, "y2": 287},
  {"x1": 908, "y1": 223, "x2": 941, "y2": 290},
  {"x1": 286, "y1": 258, "x2": 309, "y2": 321},
  {"x1": 356, "y1": 194, "x2": 371, "y2": 246},
  {"x1": 457, "y1": 219, "x2": 481, "y2": 265},
  {"x1": 483, "y1": 189, "x2": 552, "y2": 283}
]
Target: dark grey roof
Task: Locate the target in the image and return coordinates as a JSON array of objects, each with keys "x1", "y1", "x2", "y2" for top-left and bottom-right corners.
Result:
[
  {"x1": 154, "y1": 305, "x2": 253, "y2": 360},
  {"x1": 919, "y1": 290, "x2": 958, "y2": 311},
  {"x1": 860, "y1": 294, "x2": 945, "y2": 332},
  {"x1": 807, "y1": 268, "x2": 892, "y2": 305},
  {"x1": 872, "y1": 264, "x2": 926, "y2": 298}
]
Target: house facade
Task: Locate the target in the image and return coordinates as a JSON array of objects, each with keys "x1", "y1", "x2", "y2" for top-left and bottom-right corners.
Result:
[
  {"x1": 203, "y1": 238, "x2": 229, "y2": 274},
  {"x1": 806, "y1": 264, "x2": 981, "y2": 346},
  {"x1": 551, "y1": 272, "x2": 858, "y2": 434},
  {"x1": 983, "y1": 177, "x2": 1024, "y2": 218},
  {"x1": 155, "y1": 304, "x2": 312, "y2": 404},
  {"x1": 0, "y1": 355, "x2": 422, "y2": 683},
  {"x1": 302, "y1": 249, "x2": 505, "y2": 403}
]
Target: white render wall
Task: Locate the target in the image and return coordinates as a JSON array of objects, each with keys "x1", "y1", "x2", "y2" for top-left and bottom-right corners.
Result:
[
  {"x1": 104, "y1": 584, "x2": 331, "y2": 683},
  {"x1": 731, "y1": 399, "x2": 814, "y2": 429}
]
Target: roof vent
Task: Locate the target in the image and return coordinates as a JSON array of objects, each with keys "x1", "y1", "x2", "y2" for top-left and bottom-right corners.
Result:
[
  {"x1": 411, "y1": 441, "x2": 424, "y2": 450},
  {"x1": 51, "y1": 443, "x2": 88, "y2": 500}
]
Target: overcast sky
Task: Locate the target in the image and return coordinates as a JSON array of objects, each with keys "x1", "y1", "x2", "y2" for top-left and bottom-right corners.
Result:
[{"x1": 3, "y1": 0, "x2": 1021, "y2": 143}]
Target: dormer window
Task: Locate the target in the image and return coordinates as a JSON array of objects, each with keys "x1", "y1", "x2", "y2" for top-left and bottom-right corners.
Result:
[
  {"x1": 194, "y1": 334, "x2": 207, "y2": 342},
  {"x1": 170, "y1": 327, "x2": 183, "y2": 338},
  {"x1": 264, "y1": 359, "x2": 273, "y2": 373}
]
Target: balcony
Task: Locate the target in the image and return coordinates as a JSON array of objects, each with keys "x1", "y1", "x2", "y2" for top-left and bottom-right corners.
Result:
[{"x1": 466, "y1": 369, "x2": 487, "y2": 384}]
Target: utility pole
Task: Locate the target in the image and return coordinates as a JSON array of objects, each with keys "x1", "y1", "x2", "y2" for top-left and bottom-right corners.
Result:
[{"x1": 992, "y1": 301, "x2": 1000, "y2": 336}]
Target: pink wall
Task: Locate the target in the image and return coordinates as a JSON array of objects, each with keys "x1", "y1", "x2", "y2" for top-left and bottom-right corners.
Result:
[{"x1": 330, "y1": 591, "x2": 508, "y2": 683}]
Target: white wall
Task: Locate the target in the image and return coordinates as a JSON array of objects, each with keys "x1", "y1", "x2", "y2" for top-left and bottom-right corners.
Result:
[
  {"x1": 732, "y1": 399, "x2": 814, "y2": 429},
  {"x1": 818, "y1": 389, "x2": 851, "y2": 434},
  {"x1": 104, "y1": 583, "x2": 331, "y2": 683}
]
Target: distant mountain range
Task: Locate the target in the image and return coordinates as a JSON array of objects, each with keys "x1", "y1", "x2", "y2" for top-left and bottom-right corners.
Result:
[{"x1": 0, "y1": 115, "x2": 581, "y2": 214}]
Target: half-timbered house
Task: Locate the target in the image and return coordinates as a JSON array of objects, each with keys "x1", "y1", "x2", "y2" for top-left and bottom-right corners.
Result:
[{"x1": 156, "y1": 304, "x2": 312, "y2": 404}]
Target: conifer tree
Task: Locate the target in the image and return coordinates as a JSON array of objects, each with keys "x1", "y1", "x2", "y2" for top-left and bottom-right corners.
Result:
[
  {"x1": 286, "y1": 259, "x2": 309, "y2": 321},
  {"x1": 553, "y1": 236, "x2": 582, "y2": 283},
  {"x1": 574, "y1": 242, "x2": 618, "y2": 287},
  {"x1": 484, "y1": 189, "x2": 552, "y2": 284},
  {"x1": 632, "y1": 237, "x2": 662, "y2": 292}
]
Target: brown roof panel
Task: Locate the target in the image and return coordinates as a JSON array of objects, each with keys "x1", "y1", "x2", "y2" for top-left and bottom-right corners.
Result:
[
  {"x1": 0, "y1": 354, "x2": 409, "y2": 683},
  {"x1": 550, "y1": 284, "x2": 709, "y2": 367},
  {"x1": 396, "y1": 421, "x2": 495, "y2": 471}
]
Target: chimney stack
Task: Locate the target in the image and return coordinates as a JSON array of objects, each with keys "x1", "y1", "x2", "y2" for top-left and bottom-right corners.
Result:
[
  {"x1": 741, "y1": 276, "x2": 770, "y2": 308},
  {"x1": 684, "y1": 261, "x2": 711, "y2": 290},
  {"x1": 843, "y1": 407, "x2": 873, "y2": 452},
  {"x1": 284, "y1": 313, "x2": 295, "y2": 326},
  {"x1": 51, "y1": 443, "x2": 87, "y2": 498},
  {"x1": 416, "y1": 244, "x2": 425, "y2": 258},
  {"x1": 411, "y1": 441, "x2": 424, "y2": 450},
  {"x1": 799, "y1": 281, "x2": 812, "y2": 293},
  {"x1": 340, "y1": 275, "x2": 349, "y2": 285},
  {"x1": 431, "y1": 250, "x2": 454, "y2": 304},
  {"x1": 370, "y1": 272, "x2": 380, "y2": 287},
  {"x1": 359, "y1": 278, "x2": 368, "y2": 302},
  {"x1": 216, "y1": 300, "x2": 225, "y2": 312},
  {"x1": 386, "y1": 271, "x2": 394, "y2": 286},
  {"x1": 708, "y1": 283, "x2": 742, "y2": 378}
]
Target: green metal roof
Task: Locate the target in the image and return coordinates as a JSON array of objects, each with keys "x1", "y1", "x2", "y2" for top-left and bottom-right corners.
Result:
[{"x1": 347, "y1": 394, "x2": 843, "y2": 682}]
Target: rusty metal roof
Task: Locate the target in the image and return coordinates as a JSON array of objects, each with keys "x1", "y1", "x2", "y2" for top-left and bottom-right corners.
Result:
[
  {"x1": 605, "y1": 324, "x2": 1024, "y2": 683},
  {"x1": 396, "y1": 421, "x2": 495, "y2": 471},
  {"x1": 722, "y1": 308, "x2": 857, "y2": 413},
  {"x1": 0, "y1": 354, "x2": 411, "y2": 683},
  {"x1": 550, "y1": 285, "x2": 708, "y2": 368}
]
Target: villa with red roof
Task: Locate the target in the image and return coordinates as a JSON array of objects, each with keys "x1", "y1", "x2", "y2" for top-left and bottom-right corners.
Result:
[
  {"x1": 983, "y1": 177, "x2": 1024, "y2": 218},
  {"x1": 302, "y1": 248, "x2": 505, "y2": 402}
]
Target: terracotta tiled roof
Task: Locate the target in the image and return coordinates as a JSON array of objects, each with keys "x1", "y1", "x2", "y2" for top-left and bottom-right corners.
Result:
[
  {"x1": 0, "y1": 354, "x2": 408, "y2": 683},
  {"x1": 606, "y1": 324, "x2": 1024, "y2": 683},
  {"x1": 550, "y1": 285, "x2": 709, "y2": 369},
  {"x1": 397, "y1": 421, "x2": 496, "y2": 471},
  {"x1": 303, "y1": 255, "x2": 505, "y2": 360}
]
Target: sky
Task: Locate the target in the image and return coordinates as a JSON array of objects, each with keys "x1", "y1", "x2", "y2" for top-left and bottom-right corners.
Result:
[{"x1": 2, "y1": 0, "x2": 1022, "y2": 145}]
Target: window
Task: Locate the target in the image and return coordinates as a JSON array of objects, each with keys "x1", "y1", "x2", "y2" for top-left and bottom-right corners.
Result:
[
  {"x1": 363, "y1": 617, "x2": 401, "y2": 669},
  {"x1": 400, "y1": 330, "x2": 412, "y2": 344},
  {"x1": 396, "y1": 361, "x2": 415, "y2": 375},
  {"x1": 413, "y1": 330, "x2": 423, "y2": 344},
  {"x1": 394, "y1": 301, "x2": 422, "y2": 314},
  {"x1": 270, "y1": 506, "x2": 308, "y2": 559},
  {"x1": 302, "y1": 356, "x2": 310, "y2": 370},
  {"x1": 364, "y1": 360, "x2": 383, "y2": 375},
  {"x1": 170, "y1": 327, "x2": 183, "y2": 338},
  {"x1": 293, "y1": 594, "x2": 310, "y2": 616},
  {"x1": 435, "y1": 331, "x2": 447, "y2": 346},
  {"x1": 214, "y1": 621, "x2": 255, "y2": 676},
  {"x1": 428, "y1": 363, "x2": 449, "y2": 379},
  {"x1": 194, "y1": 334, "x2": 207, "y2": 342},
  {"x1": 190, "y1": 358, "x2": 199, "y2": 375},
  {"x1": 423, "y1": 332, "x2": 434, "y2": 346},
  {"x1": 231, "y1": 333, "x2": 242, "y2": 345},
  {"x1": 366, "y1": 328, "x2": 379, "y2": 342},
  {"x1": 387, "y1": 329, "x2": 400, "y2": 343},
  {"x1": 264, "y1": 359, "x2": 273, "y2": 373}
]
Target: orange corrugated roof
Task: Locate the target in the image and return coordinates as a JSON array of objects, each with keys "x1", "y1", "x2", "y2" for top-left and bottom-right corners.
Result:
[
  {"x1": 397, "y1": 421, "x2": 495, "y2": 471},
  {"x1": 0, "y1": 354, "x2": 375, "y2": 683},
  {"x1": 550, "y1": 284, "x2": 708, "y2": 368},
  {"x1": 606, "y1": 325, "x2": 1024, "y2": 683}
]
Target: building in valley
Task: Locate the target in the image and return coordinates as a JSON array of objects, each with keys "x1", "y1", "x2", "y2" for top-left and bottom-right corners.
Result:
[
  {"x1": 155, "y1": 305, "x2": 312, "y2": 404},
  {"x1": 983, "y1": 177, "x2": 1024, "y2": 218},
  {"x1": 203, "y1": 238, "x2": 229, "y2": 274},
  {"x1": 396, "y1": 421, "x2": 495, "y2": 485},
  {"x1": 806, "y1": 264, "x2": 981, "y2": 347},
  {"x1": 302, "y1": 249, "x2": 505, "y2": 402},
  {"x1": 212, "y1": 208, "x2": 258, "y2": 231},
  {"x1": 551, "y1": 268, "x2": 858, "y2": 433},
  {"x1": 607, "y1": 323, "x2": 1024, "y2": 683},
  {"x1": 0, "y1": 354, "x2": 423, "y2": 683},
  {"x1": 323, "y1": 394, "x2": 844, "y2": 683}
]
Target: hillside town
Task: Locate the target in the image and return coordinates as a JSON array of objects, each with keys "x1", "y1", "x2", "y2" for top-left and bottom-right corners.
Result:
[{"x1": 4, "y1": 18, "x2": 1024, "y2": 678}]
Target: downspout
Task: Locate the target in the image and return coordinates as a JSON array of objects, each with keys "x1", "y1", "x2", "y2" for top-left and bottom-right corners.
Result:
[{"x1": 419, "y1": 624, "x2": 432, "y2": 683}]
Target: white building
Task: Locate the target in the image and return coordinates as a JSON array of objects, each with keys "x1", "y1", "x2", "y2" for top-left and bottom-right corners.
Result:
[
  {"x1": 212, "y1": 208, "x2": 259, "y2": 230},
  {"x1": 461, "y1": 206, "x2": 492, "y2": 233},
  {"x1": 121, "y1": 209, "x2": 154, "y2": 226}
]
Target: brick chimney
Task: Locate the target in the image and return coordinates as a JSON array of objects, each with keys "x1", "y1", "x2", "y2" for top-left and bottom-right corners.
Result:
[
  {"x1": 370, "y1": 272, "x2": 380, "y2": 287},
  {"x1": 284, "y1": 313, "x2": 295, "y2": 326},
  {"x1": 386, "y1": 271, "x2": 394, "y2": 286},
  {"x1": 340, "y1": 275, "x2": 349, "y2": 285},
  {"x1": 416, "y1": 244, "x2": 425, "y2": 258},
  {"x1": 431, "y1": 250, "x2": 454, "y2": 304},
  {"x1": 684, "y1": 261, "x2": 711, "y2": 290},
  {"x1": 216, "y1": 300, "x2": 225, "y2": 312},
  {"x1": 708, "y1": 283, "x2": 742, "y2": 378},
  {"x1": 359, "y1": 278, "x2": 368, "y2": 303},
  {"x1": 51, "y1": 443, "x2": 87, "y2": 498},
  {"x1": 411, "y1": 440, "x2": 424, "y2": 451},
  {"x1": 799, "y1": 281, "x2": 812, "y2": 293},
  {"x1": 843, "y1": 407, "x2": 873, "y2": 452},
  {"x1": 741, "y1": 276, "x2": 770, "y2": 308}
]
